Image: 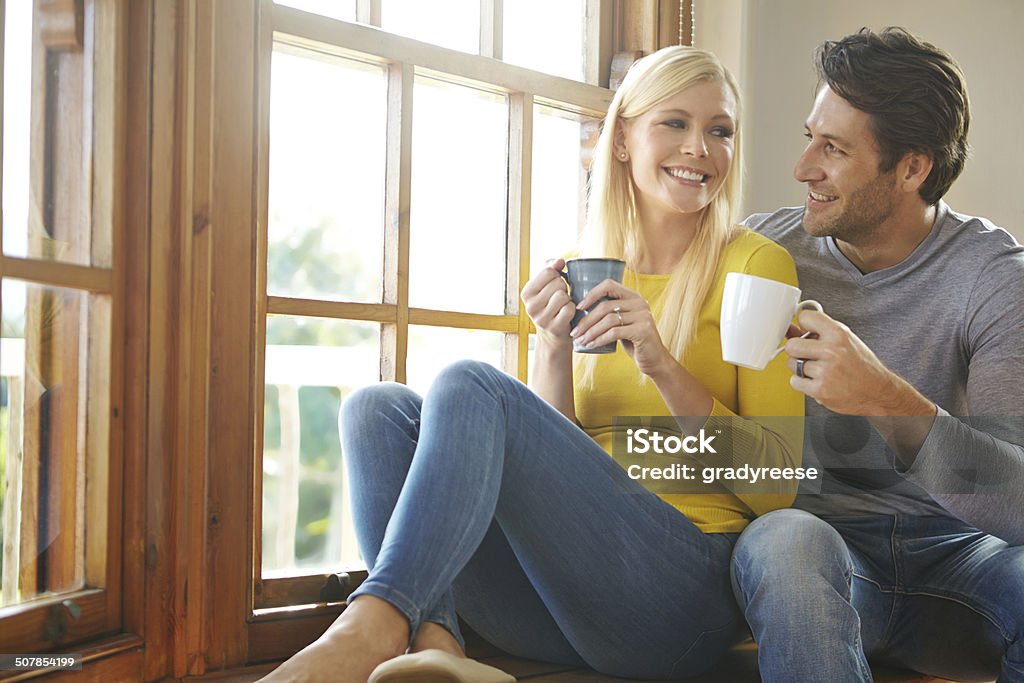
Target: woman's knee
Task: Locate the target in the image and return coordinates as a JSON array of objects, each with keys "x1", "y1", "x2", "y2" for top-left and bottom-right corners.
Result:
[
  {"x1": 339, "y1": 381, "x2": 420, "y2": 434},
  {"x1": 337, "y1": 382, "x2": 421, "y2": 456},
  {"x1": 432, "y1": 359, "x2": 506, "y2": 389},
  {"x1": 427, "y1": 360, "x2": 522, "y2": 407}
]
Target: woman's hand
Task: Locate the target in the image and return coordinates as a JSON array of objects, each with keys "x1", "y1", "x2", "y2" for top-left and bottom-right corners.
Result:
[
  {"x1": 572, "y1": 280, "x2": 675, "y2": 377},
  {"x1": 521, "y1": 259, "x2": 576, "y2": 346}
]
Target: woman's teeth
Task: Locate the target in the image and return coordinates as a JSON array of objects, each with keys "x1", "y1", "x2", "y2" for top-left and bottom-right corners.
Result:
[{"x1": 666, "y1": 168, "x2": 707, "y2": 183}]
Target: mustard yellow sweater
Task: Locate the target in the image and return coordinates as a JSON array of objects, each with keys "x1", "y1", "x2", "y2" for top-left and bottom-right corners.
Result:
[{"x1": 573, "y1": 229, "x2": 805, "y2": 533}]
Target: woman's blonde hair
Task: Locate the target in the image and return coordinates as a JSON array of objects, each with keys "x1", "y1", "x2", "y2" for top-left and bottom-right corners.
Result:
[{"x1": 577, "y1": 46, "x2": 743, "y2": 386}]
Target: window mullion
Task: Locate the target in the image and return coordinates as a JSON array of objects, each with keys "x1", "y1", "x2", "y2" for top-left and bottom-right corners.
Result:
[
  {"x1": 253, "y1": 0, "x2": 275, "y2": 606},
  {"x1": 355, "y1": 0, "x2": 380, "y2": 27},
  {"x1": 0, "y1": 0, "x2": 7, "y2": 602},
  {"x1": 1, "y1": 383, "x2": 22, "y2": 605},
  {"x1": 505, "y1": 92, "x2": 532, "y2": 381},
  {"x1": 381, "y1": 62, "x2": 413, "y2": 384},
  {"x1": 585, "y1": 0, "x2": 613, "y2": 87},
  {"x1": 479, "y1": 0, "x2": 501, "y2": 60},
  {"x1": 0, "y1": 0, "x2": 5, "y2": 252}
]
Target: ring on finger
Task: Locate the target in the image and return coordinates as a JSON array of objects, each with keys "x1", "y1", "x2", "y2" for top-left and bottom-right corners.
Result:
[
  {"x1": 613, "y1": 305, "x2": 624, "y2": 326},
  {"x1": 796, "y1": 359, "x2": 806, "y2": 379}
]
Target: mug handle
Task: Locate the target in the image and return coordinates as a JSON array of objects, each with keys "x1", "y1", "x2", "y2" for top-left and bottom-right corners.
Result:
[{"x1": 768, "y1": 300, "x2": 824, "y2": 362}]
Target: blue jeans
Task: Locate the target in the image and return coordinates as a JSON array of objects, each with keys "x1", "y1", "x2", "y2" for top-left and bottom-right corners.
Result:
[
  {"x1": 339, "y1": 360, "x2": 741, "y2": 679},
  {"x1": 731, "y1": 508, "x2": 1024, "y2": 683}
]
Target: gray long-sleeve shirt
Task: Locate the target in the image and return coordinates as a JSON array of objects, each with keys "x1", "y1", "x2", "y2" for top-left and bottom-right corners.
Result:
[{"x1": 747, "y1": 202, "x2": 1024, "y2": 544}]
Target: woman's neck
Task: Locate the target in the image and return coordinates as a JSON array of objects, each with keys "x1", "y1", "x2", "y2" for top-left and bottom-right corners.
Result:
[{"x1": 632, "y1": 207, "x2": 701, "y2": 274}]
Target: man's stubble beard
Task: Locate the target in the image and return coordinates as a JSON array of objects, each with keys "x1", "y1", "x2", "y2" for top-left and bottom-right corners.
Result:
[{"x1": 804, "y1": 170, "x2": 898, "y2": 243}]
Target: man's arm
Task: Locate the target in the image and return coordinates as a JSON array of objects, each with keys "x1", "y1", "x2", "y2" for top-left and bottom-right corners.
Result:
[
  {"x1": 785, "y1": 269, "x2": 1024, "y2": 544},
  {"x1": 901, "y1": 409, "x2": 1024, "y2": 544},
  {"x1": 895, "y1": 249, "x2": 1024, "y2": 543},
  {"x1": 784, "y1": 319, "x2": 937, "y2": 462}
]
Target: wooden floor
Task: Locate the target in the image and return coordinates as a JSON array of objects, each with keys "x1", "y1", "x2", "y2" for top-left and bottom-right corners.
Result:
[{"x1": 195, "y1": 639, "x2": 958, "y2": 682}]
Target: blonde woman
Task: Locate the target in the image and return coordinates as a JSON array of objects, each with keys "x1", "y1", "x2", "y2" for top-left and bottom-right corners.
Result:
[{"x1": 261, "y1": 46, "x2": 803, "y2": 683}]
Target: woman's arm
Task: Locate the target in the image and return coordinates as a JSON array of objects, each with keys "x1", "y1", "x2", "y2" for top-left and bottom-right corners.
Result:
[
  {"x1": 530, "y1": 335, "x2": 576, "y2": 421},
  {"x1": 521, "y1": 258, "x2": 578, "y2": 421},
  {"x1": 700, "y1": 244, "x2": 806, "y2": 515}
]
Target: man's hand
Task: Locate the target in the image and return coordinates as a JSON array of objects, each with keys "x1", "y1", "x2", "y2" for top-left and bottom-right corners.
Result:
[{"x1": 784, "y1": 309, "x2": 934, "y2": 417}]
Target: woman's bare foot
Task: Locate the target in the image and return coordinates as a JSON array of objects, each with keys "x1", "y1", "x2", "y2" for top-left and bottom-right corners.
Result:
[
  {"x1": 409, "y1": 622, "x2": 464, "y2": 657},
  {"x1": 257, "y1": 596, "x2": 410, "y2": 683}
]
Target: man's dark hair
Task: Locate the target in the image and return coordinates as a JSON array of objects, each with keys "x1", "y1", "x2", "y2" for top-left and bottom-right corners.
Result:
[{"x1": 816, "y1": 27, "x2": 970, "y2": 205}]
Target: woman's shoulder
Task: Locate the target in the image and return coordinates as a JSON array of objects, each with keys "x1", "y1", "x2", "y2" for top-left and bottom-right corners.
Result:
[
  {"x1": 722, "y1": 227, "x2": 798, "y2": 283},
  {"x1": 724, "y1": 227, "x2": 792, "y2": 260}
]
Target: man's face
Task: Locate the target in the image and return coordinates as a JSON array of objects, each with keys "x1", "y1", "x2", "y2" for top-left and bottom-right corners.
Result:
[{"x1": 794, "y1": 86, "x2": 898, "y2": 242}]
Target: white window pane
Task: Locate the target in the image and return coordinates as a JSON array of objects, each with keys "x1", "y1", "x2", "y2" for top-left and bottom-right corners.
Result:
[
  {"x1": 529, "y1": 105, "x2": 596, "y2": 277},
  {"x1": 380, "y1": 0, "x2": 480, "y2": 54},
  {"x1": 1, "y1": 282, "x2": 110, "y2": 605},
  {"x1": 503, "y1": 0, "x2": 585, "y2": 81},
  {"x1": 2, "y1": 0, "x2": 30, "y2": 259},
  {"x1": 267, "y1": 50, "x2": 386, "y2": 304},
  {"x1": 262, "y1": 316, "x2": 380, "y2": 574},
  {"x1": 405, "y1": 326, "x2": 504, "y2": 397},
  {"x1": 409, "y1": 78, "x2": 507, "y2": 315},
  {"x1": 275, "y1": 0, "x2": 356, "y2": 22},
  {"x1": 526, "y1": 333, "x2": 537, "y2": 385},
  {"x1": 4, "y1": 1, "x2": 110, "y2": 267}
]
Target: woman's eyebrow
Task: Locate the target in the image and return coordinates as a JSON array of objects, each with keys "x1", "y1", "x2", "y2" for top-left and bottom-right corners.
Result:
[{"x1": 653, "y1": 108, "x2": 734, "y2": 122}]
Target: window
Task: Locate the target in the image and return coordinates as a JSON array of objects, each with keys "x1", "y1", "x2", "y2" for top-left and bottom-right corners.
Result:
[
  {"x1": 0, "y1": 0, "x2": 691, "y2": 676},
  {"x1": 0, "y1": 0, "x2": 127, "y2": 657},
  {"x1": 253, "y1": 0, "x2": 613, "y2": 644}
]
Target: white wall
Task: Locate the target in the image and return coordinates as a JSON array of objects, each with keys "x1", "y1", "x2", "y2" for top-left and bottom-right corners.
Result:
[{"x1": 695, "y1": 0, "x2": 1024, "y2": 239}]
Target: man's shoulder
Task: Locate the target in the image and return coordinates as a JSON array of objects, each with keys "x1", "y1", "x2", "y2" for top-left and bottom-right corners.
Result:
[
  {"x1": 742, "y1": 206, "x2": 808, "y2": 242},
  {"x1": 940, "y1": 205, "x2": 1022, "y2": 262}
]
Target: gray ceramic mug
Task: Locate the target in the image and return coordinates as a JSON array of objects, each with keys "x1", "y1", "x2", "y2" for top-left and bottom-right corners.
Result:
[{"x1": 559, "y1": 257, "x2": 627, "y2": 354}]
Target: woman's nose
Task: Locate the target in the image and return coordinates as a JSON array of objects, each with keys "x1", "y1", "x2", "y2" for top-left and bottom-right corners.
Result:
[{"x1": 680, "y1": 131, "x2": 708, "y2": 158}]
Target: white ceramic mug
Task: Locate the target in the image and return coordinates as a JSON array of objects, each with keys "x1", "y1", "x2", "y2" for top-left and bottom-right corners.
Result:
[{"x1": 720, "y1": 272, "x2": 823, "y2": 370}]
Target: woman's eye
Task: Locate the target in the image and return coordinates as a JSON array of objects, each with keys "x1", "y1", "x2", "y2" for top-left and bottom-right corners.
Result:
[
  {"x1": 663, "y1": 119, "x2": 686, "y2": 129},
  {"x1": 711, "y1": 127, "x2": 735, "y2": 139}
]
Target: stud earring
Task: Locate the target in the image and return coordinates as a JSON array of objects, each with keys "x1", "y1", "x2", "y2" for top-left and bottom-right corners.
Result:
[{"x1": 619, "y1": 152, "x2": 628, "y2": 160}]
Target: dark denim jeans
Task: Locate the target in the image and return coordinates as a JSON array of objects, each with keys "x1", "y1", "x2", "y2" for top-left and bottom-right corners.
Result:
[
  {"x1": 732, "y1": 508, "x2": 1023, "y2": 682},
  {"x1": 340, "y1": 360, "x2": 741, "y2": 679}
]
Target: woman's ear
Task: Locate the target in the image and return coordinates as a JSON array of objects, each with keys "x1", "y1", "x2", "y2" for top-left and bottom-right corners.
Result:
[{"x1": 613, "y1": 120, "x2": 629, "y2": 161}]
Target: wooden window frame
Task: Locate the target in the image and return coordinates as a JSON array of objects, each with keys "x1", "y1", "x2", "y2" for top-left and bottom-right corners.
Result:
[
  {"x1": 2, "y1": 1, "x2": 696, "y2": 683},
  {"x1": 247, "y1": 1, "x2": 613, "y2": 662},
  {"x1": 0, "y1": 1, "x2": 690, "y2": 679},
  {"x1": 242, "y1": 0, "x2": 692, "y2": 673},
  {"x1": 0, "y1": 0, "x2": 138, "y2": 668}
]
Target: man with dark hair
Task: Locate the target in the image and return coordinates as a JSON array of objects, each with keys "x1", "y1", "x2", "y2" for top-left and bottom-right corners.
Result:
[{"x1": 734, "y1": 27, "x2": 1024, "y2": 682}]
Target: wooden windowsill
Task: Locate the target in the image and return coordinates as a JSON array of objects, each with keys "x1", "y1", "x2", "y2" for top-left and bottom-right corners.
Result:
[{"x1": 174, "y1": 638, "x2": 959, "y2": 683}]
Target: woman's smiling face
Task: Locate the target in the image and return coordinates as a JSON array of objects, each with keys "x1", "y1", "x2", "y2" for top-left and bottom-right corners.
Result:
[{"x1": 616, "y1": 79, "x2": 737, "y2": 223}]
